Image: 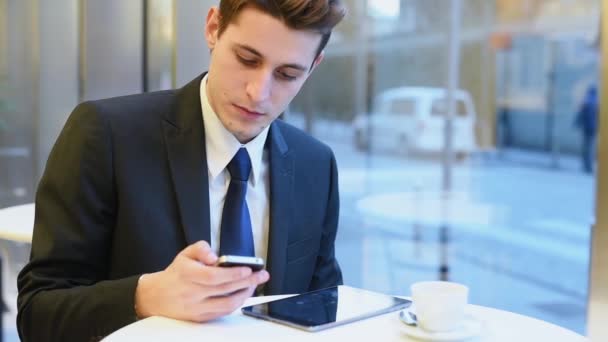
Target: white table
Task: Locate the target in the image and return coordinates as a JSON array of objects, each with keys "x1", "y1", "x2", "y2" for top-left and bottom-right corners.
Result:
[
  {"x1": 0, "y1": 203, "x2": 35, "y2": 298},
  {"x1": 0, "y1": 203, "x2": 34, "y2": 342},
  {"x1": 0, "y1": 203, "x2": 35, "y2": 243},
  {"x1": 104, "y1": 295, "x2": 589, "y2": 342}
]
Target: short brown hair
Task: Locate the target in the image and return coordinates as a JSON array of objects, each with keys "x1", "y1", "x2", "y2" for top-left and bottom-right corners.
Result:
[{"x1": 218, "y1": 0, "x2": 346, "y2": 60}]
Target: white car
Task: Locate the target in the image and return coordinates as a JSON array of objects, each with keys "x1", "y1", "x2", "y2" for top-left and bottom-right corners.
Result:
[{"x1": 352, "y1": 87, "x2": 478, "y2": 156}]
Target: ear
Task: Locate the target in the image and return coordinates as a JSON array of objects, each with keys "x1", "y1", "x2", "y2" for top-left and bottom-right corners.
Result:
[
  {"x1": 205, "y1": 7, "x2": 220, "y2": 50},
  {"x1": 310, "y1": 51, "x2": 324, "y2": 73}
]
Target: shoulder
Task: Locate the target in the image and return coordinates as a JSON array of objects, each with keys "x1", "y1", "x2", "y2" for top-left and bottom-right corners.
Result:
[
  {"x1": 77, "y1": 90, "x2": 176, "y2": 120},
  {"x1": 272, "y1": 119, "x2": 335, "y2": 159},
  {"x1": 66, "y1": 90, "x2": 178, "y2": 135}
]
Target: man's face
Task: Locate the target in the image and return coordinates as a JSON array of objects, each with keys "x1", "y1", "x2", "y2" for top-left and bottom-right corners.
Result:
[{"x1": 205, "y1": 6, "x2": 323, "y2": 143}]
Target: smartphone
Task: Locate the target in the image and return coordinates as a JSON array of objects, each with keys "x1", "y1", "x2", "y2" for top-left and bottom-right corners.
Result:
[{"x1": 216, "y1": 255, "x2": 265, "y2": 271}]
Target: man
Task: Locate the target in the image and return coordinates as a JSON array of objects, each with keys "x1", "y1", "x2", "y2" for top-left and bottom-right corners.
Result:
[
  {"x1": 574, "y1": 84, "x2": 599, "y2": 173},
  {"x1": 17, "y1": 1, "x2": 346, "y2": 340}
]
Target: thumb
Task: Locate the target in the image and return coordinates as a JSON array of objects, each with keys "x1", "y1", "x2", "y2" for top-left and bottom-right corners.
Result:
[{"x1": 179, "y1": 240, "x2": 218, "y2": 265}]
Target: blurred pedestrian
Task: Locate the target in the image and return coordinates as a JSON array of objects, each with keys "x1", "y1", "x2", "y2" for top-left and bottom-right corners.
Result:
[{"x1": 574, "y1": 85, "x2": 599, "y2": 173}]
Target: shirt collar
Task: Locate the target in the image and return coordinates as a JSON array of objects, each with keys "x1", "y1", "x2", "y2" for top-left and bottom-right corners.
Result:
[{"x1": 200, "y1": 74, "x2": 269, "y2": 186}]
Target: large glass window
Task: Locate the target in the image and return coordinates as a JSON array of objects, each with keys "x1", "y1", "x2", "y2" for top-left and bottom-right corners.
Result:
[{"x1": 287, "y1": 0, "x2": 600, "y2": 334}]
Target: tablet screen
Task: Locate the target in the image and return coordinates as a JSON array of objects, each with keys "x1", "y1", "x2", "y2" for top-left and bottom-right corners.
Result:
[{"x1": 241, "y1": 285, "x2": 411, "y2": 331}]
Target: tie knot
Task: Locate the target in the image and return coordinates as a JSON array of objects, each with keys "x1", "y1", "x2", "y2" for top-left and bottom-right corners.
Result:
[{"x1": 227, "y1": 148, "x2": 251, "y2": 182}]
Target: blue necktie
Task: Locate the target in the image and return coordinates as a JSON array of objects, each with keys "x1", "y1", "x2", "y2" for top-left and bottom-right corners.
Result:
[{"x1": 219, "y1": 148, "x2": 255, "y2": 256}]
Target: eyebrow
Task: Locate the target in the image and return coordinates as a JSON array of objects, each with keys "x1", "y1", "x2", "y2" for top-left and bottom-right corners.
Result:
[{"x1": 234, "y1": 44, "x2": 308, "y2": 72}]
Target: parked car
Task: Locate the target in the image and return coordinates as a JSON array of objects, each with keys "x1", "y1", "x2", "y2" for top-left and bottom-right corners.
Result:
[{"x1": 352, "y1": 87, "x2": 478, "y2": 156}]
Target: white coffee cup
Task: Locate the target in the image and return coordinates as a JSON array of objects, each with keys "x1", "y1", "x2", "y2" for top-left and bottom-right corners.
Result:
[{"x1": 410, "y1": 281, "x2": 469, "y2": 332}]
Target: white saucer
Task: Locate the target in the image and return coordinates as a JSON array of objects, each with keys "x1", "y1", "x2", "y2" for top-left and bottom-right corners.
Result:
[{"x1": 399, "y1": 314, "x2": 483, "y2": 341}]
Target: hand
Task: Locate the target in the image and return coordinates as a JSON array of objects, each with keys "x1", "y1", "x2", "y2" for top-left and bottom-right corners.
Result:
[{"x1": 134, "y1": 240, "x2": 270, "y2": 322}]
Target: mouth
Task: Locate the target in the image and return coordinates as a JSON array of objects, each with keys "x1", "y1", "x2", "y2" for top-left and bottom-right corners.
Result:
[{"x1": 233, "y1": 104, "x2": 265, "y2": 118}]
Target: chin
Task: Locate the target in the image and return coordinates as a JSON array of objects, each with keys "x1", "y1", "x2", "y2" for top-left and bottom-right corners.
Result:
[{"x1": 241, "y1": 129, "x2": 263, "y2": 141}]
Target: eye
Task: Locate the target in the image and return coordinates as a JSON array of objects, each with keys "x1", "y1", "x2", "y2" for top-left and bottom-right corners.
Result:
[
  {"x1": 236, "y1": 54, "x2": 257, "y2": 66},
  {"x1": 276, "y1": 70, "x2": 298, "y2": 81}
]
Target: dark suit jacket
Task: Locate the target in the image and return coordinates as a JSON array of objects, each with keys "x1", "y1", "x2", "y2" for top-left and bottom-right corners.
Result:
[{"x1": 17, "y1": 74, "x2": 342, "y2": 341}]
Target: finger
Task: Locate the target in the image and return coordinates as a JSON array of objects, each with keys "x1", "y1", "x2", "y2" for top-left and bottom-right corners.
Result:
[
  {"x1": 179, "y1": 241, "x2": 217, "y2": 264},
  {"x1": 175, "y1": 258, "x2": 251, "y2": 285},
  {"x1": 173, "y1": 257, "x2": 254, "y2": 287},
  {"x1": 199, "y1": 248, "x2": 218, "y2": 266},
  {"x1": 194, "y1": 265, "x2": 254, "y2": 286},
  {"x1": 203, "y1": 270, "x2": 269, "y2": 297},
  {"x1": 184, "y1": 287, "x2": 254, "y2": 323},
  {"x1": 202, "y1": 286, "x2": 256, "y2": 316}
]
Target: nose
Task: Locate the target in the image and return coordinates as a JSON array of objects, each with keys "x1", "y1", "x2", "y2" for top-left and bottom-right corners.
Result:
[{"x1": 246, "y1": 70, "x2": 272, "y2": 103}]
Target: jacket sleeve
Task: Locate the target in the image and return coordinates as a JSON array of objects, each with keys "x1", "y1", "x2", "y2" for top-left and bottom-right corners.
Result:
[
  {"x1": 309, "y1": 151, "x2": 343, "y2": 290},
  {"x1": 17, "y1": 102, "x2": 140, "y2": 342}
]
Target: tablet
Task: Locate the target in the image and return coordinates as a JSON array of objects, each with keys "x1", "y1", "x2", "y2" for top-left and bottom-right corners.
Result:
[{"x1": 241, "y1": 285, "x2": 411, "y2": 332}]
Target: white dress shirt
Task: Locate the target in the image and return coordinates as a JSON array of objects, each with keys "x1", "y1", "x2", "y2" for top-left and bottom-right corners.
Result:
[{"x1": 200, "y1": 75, "x2": 270, "y2": 261}]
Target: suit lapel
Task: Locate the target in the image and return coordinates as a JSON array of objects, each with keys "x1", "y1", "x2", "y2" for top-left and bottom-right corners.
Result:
[
  {"x1": 162, "y1": 75, "x2": 211, "y2": 246},
  {"x1": 265, "y1": 123, "x2": 294, "y2": 295}
]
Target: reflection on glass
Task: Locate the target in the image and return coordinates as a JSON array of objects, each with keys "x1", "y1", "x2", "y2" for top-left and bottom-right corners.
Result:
[
  {"x1": 264, "y1": 287, "x2": 339, "y2": 326},
  {"x1": 147, "y1": 0, "x2": 174, "y2": 91},
  {"x1": 1, "y1": 0, "x2": 36, "y2": 207},
  {"x1": 286, "y1": 0, "x2": 599, "y2": 335},
  {"x1": 367, "y1": 0, "x2": 400, "y2": 19}
]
